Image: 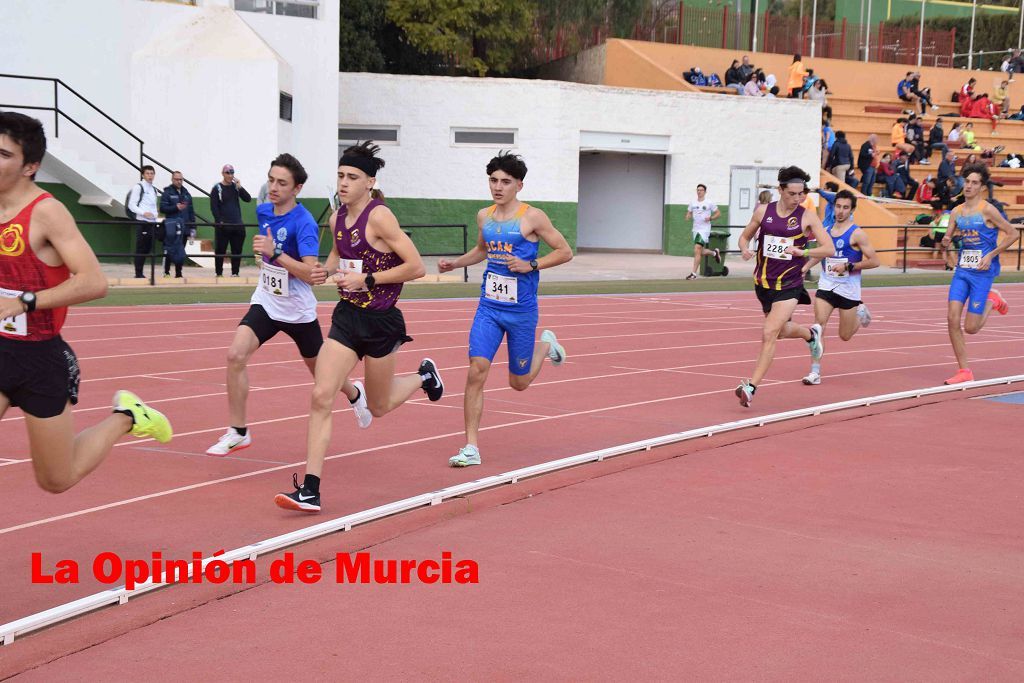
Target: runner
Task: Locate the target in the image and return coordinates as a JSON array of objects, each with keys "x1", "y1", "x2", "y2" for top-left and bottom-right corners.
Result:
[
  {"x1": 685, "y1": 183, "x2": 722, "y2": 280},
  {"x1": 275, "y1": 141, "x2": 443, "y2": 512},
  {"x1": 941, "y1": 162, "x2": 1016, "y2": 385},
  {"x1": 0, "y1": 112, "x2": 171, "y2": 492},
  {"x1": 438, "y1": 151, "x2": 573, "y2": 467},
  {"x1": 799, "y1": 190, "x2": 879, "y2": 385},
  {"x1": 206, "y1": 153, "x2": 371, "y2": 456},
  {"x1": 735, "y1": 166, "x2": 835, "y2": 407}
]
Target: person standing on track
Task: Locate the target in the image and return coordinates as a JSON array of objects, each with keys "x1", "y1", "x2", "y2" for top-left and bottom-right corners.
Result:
[
  {"x1": 735, "y1": 166, "x2": 834, "y2": 407},
  {"x1": 799, "y1": 190, "x2": 879, "y2": 385},
  {"x1": 685, "y1": 183, "x2": 721, "y2": 280},
  {"x1": 206, "y1": 153, "x2": 371, "y2": 456},
  {"x1": 275, "y1": 142, "x2": 443, "y2": 512},
  {"x1": 438, "y1": 151, "x2": 573, "y2": 468},
  {"x1": 0, "y1": 112, "x2": 172, "y2": 492},
  {"x1": 941, "y1": 163, "x2": 1016, "y2": 385}
]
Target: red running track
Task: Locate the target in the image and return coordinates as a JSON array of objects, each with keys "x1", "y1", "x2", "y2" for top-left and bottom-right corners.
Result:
[{"x1": 1, "y1": 285, "x2": 1023, "y2": 666}]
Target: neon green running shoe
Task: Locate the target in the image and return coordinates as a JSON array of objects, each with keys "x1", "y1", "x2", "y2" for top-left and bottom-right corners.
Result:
[{"x1": 113, "y1": 390, "x2": 172, "y2": 443}]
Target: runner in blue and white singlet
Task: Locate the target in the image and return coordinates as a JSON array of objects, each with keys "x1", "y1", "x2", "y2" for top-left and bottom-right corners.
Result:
[
  {"x1": 800, "y1": 190, "x2": 879, "y2": 385},
  {"x1": 438, "y1": 152, "x2": 574, "y2": 467},
  {"x1": 942, "y1": 163, "x2": 1016, "y2": 385}
]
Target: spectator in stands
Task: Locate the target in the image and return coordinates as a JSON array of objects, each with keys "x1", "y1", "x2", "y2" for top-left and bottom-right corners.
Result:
[
  {"x1": 915, "y1": 176, "x2": 935, "y2": 205},
  {"x1": 1011, "y1": 49, "x2": 1024, "y2": 79},
  {"x1": 858, "y1": 134, "x2": 879, "y2": 196},
  {"x1": 128, "y1": 164, "x2": 160, "y2": 279},
  {"x1": 738, "y1": 55, "x2": 755, "y2": 83},
  {"x1": 891, "y1": 117, "x2": 916, "y2": 159},
  {"x1": 897, "y1": 72, "x2": 916, "y2": 109},
  {"x1": 808, "y1": 79, "x2": 831, "y2": 119},
  {"x1": 877, "y1": 153, "x2": 905, "y2": 198},
  {"x1": 994, "y1": 80, "x2": 1010, "y2": 117},
  {"x1": 970, "y1": 93, "x2": 999, "y2": 133},
  {"x1": 683, "y1": 67, "x2": 708, "y2": 86},
  {"x1": 821, "y1": 118, "x2": 835, "y2": 168},
  {"x1": 725, "y1": 60, "x2": 744, "y2": 95},
  {"x1": 893, "y1": 152, "x2": 919, "y2": 200},
  {"x1": 757, "y1": 189, "x2": 773, "y2": 207},
  {"x1": 947, "y1": 122, "x2": 962, "y2": 144},
  {"x1": 999, "y1": 153, "x2": 1023, "y2": 168},
  {"x1": 908, "y1": 72, "x2": 937, "y2": 113},
  {"x1": 210, "y1": 163, "x2": 252, "y2": 278},
  {"x1": 764, "y1": 85, "x2": 780, "y2": 98},
  {"x1": 962, "y1": 122, "x2": 981, "y2": 151},
  {"x1": 926, "y1": 117, "x2": 949, "y2": 161},
  {"x1": 1009, "y1": 106, "x2": 1024, "y2": 121},
  {"x1": 787, "y1": 54, "x2": 807, "y2": 98},
  {"x1": 905, "y1": 114, "x2": 926, "y2": 162},
  {"x1": 742, "y1": 72, "x2": 762, "y2": 97},
  {"x1": 799, "y1": 69, "x2": 820, "y2": 97},
  {"x1": 826, "y1": 130, "x2": 854, "y2": 183},
  {"x1": 756, "y1": 68, "x2": 777, "y2": 92},
  {"x1": 159, "y1": 171, "x2": 194, "y2": 279},
  {"x1": 938, "y1": 150, "x2": 964, "y2": 196},
  {"x1": 958, "y1": 78, "x2": 976, "y2": 117}
]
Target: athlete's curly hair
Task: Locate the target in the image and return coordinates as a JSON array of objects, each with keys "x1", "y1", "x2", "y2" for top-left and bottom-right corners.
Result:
[
  {"x1": 778, "y1": 165, "x2": 811, "y2": 186},
  {"x1": 486, "y1": 151, "x2": 527, "y2": 181}
]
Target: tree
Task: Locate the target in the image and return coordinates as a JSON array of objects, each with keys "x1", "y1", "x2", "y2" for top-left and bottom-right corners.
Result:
[
  {"x1": 340, "y1": 0, "x2": 386, "y2": 72},
  {"x1": 385, "y1": 0, "x2": 537, "y2": 76}
]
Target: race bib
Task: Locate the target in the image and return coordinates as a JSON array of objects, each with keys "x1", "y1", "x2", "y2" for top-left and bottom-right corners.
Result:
[
  {"x1": 959, "y1": 250, "x2": 983, "y2": 270},
  {"x1": 259, "y1": 262, "x2": 289, "y2": 297},
  {"x1": 763, "y1": 235, "x2": 792, "y2": 261},
  {"x1": 340, "y1": 259, "x2": 367, "y2": 292},
  {"x1": 485, "y1": 272, "x2": 518, "y2": 303},
  {"x1": 0, "y1": 287, "x2": 27, "y2": 336},
  {"x1": 825, "y1": 257, "x2": 849, "y2": 278}
]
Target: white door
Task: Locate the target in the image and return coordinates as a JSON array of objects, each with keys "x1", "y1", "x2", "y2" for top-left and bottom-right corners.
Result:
[
  {"x1": 577, "y1": 152, "x2": 665, "y2": 252},
  {"x1": 728, "y1": 166, "x2": 780, "y2": 250}
]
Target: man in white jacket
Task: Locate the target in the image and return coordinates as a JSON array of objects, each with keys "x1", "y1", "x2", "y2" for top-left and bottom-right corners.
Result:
[{"x1": 128, "y1": 165, "x2": 159, "y2": 278}]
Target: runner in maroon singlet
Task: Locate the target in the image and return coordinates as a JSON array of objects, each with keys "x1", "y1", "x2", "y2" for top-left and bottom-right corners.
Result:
[
  {"x1": 0, "y1": 113, "x2": 171, "y2": 493},
  {"x1": 275, "y1": 141, "x2": 443, "y2": 512},
  {"x1": 734, "y1": 166, "x2": 835, "y2": 407}
]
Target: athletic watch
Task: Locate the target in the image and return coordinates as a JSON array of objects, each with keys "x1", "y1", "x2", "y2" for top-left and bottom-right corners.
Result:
[
  {"x1": 364, "y1": 272, "x2": 376, "y2": 289},
  {"x1": 268, "y1": 246, "x2": 283, "y2": 263},
  {"x1": 529, "y1": 259, "x2": 539, "y2": 271},
  {"x1": 18, "y1": 291, "x2": 36, "y2": 313}
]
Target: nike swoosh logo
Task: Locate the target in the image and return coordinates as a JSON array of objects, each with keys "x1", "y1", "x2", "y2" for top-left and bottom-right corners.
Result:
[{"x1": 298, "y1": 493, "x2": 316, "y2": 501}]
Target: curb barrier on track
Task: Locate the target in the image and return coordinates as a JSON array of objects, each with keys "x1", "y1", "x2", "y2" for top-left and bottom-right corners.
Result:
[{"x1": 3, "y1": 373, "x2": 1023, "y2": 646}]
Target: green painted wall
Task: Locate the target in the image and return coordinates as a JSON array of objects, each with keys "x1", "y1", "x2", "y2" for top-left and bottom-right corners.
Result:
[
  {"x1": 664, "y1": 203, "x2": 730, "y2": 256},
  {"x1": 38, "y1": 182, "x2": 132, "y2": 261},
  {"x1": 837, "y1": 0, "x2": 1016, "y2": 24}
]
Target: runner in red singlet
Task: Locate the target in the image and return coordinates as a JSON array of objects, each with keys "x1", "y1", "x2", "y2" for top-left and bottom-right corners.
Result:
[{"x1": 0, "y1": 112, "x2": 171, "y2": 493}]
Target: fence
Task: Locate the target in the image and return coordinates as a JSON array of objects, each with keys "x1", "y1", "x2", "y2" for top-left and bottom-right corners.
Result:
[{"x1": 81, "y1": 220, "x2": 471, "y2": 285}]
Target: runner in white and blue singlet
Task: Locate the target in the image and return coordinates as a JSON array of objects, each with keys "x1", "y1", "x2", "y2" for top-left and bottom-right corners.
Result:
[
  {"x1": 438, "y1": 152, "x2": 573, "y2": 467},
  {"x1": 799, "y1": 190, "x2": 879, "y2": 385},
  {"x1": 941, "y1": 163, "x2": 1016, "y2": 385}
]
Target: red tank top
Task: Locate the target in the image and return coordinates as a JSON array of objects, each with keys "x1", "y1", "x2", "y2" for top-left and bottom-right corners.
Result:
[
  {"x1": 0, "y1": 193, "x2": 71, "y2": 341},
  {"x1": 334, "y1": 199, "x2": 404, "y2": 311}
]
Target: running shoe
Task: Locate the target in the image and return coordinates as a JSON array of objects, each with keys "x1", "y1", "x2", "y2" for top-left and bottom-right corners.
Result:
[
  {"x1": 205, "y1": 427, "x2": 251, "y2": 456},
  {"x1": 713, "y1": 248, "x2": 722, "y2": 263},
  {"x1": 944, "y1": 368, "x2": 975, "y2": 385},
  {"x1": 802, "y1": 371, "x2": 821, "y2": 385},
  {"x1": 857, "y1": 303, "x2": 872, "y2": 328},
  {"x1": 541, "y1": 329, "x2": 566, "y2": 366},
  {"x1": 808, "y1": 323, "x2": 825, "y2": 361},
  {"x1": 685, "y1": 273, "x2": 698, "y2": 280},
  {"x1": 349, "y1": 380, "x2": 372, "y2": 429},
  {"x1": 989, "y1": 289, "x2": 1009, "y2": 315},
  {"x1": 449, "y1": 444, "x2": 482, "y2": 468},
  {"x1": 735, "y1": 381, "x2": 755, "y2": 407},
  {"x1": 419, "y1": 358, "x2": 444, "y2": 401},
  {"x1": 113, "y1": 390, "x2": 173, "y2": 443},
  {"x1": 274, "y1": 473, "x2": 320, "y2": 513}
]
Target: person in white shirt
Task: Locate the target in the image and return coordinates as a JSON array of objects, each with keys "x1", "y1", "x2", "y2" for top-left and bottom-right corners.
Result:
[
  {"x1": 685, "y1": 183, "x2": 722, "y2": 279},
  {"x1": 128, "y1": 165, "x2": 159, "y2": 278}
]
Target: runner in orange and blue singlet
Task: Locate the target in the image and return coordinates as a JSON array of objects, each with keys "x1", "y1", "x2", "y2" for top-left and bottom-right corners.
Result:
[
  {"x1": 734, "y1": 166, "x2": 835, "y2": 407},
  {"x1": 438, "y1": 152, "x2": 573, "y2": 467}
]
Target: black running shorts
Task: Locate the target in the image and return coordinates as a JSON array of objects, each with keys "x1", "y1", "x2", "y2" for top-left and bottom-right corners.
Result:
[
  {"x1": 327, "y1": 300, "x2": 413, "y2": 359},
  {"x1": 815, "y1": 288, "x2": 861, "y2": 310},
  {"x1": 755, "y1": 285, "x2": 811, "y2": 315},
  {"x1": 0, "y1": 335, "x2": 80, "y2": 418},
  {"x1": 239, "y1": 304, "x2": 323, "y2": 359}
]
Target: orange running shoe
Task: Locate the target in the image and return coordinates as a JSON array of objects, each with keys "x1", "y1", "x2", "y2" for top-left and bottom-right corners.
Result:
[
  {"x1": 988, "y1": 289, "x2": 1009, "y2": 315},
  {"x1": 944, "y1": 368, "x2": 975, "y2": 385}
]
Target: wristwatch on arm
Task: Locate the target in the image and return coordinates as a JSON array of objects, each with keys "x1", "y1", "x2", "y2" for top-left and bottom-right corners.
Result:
[
  {"x1": 529, "y1": 259, "x2": 539, "y2": 271},
  {"x1": 268, "y1": 246, "x2": 283, "y2": 263},
  {"x1": 18, "y1": 291, "x2": 36, "y2": 312},
  {"x1": 364, "y1": 272, "x2": 376, "y2": 289}
]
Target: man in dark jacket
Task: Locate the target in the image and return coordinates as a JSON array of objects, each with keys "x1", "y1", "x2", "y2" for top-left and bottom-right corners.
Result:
[
  {"x1": 938, "y1": 151, "x2": 964, "y2": 196},
  {"x1": 826, "y1": 130, "x2": 854, "y2": 182},
  {"x1": 926, "y1": 117, "x2": 949, "y2": 161},
  {"x1": 857, "y1": 134, "x2": 878, "y2": 196},
  {"x1": 893, "y1": 152, "x2": 919, "y2": 200},
  {"x1": 210, "y1": 163, "x2": 252, "y2": 277},
  {"x1": 160, "y1": 171, "x2": 195, "y2": 278}
]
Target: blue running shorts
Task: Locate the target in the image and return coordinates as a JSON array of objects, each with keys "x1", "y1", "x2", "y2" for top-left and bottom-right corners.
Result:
[
  {"x1": 468, "y1": 303, "x2": 539, "y2": 375},
  {"x1": 948, "y1": 269, "x2": 995, "y2": 316}
]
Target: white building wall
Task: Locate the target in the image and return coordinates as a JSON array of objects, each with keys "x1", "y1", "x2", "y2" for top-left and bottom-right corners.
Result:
[
  {"x1": 1, "y1": 0, "x2": 337, "y2": 199},
  {"x1": 338, "y1": 73, "x2": 821, "y2": 207}
]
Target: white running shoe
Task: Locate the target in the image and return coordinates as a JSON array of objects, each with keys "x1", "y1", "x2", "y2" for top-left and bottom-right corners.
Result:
[
  {"x1": 349, "y1": 380, "x2": 372, "y2": 429},
  {"x1": 206, "y1": 427, "x2": 251, "y2": 456},
  {"x1": 449, "y1": 444, "x2": 481, "y2": 467},
  {"x1": 802, "y1": 371, "x2": 821, "y2": 385},
  {"x1": 857, "y1": 303, "x2": 872, "y2": 328},
  {"x1": 540, "y1": 329, "x2": 566, "y2": 366},
  {"x1": 808, "y1": 323, "x2": 825, "y2": 361}
]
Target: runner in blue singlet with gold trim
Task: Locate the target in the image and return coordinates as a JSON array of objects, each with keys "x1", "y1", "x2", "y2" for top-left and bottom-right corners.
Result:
[
  {"x1": 438, "y1": 152, "x2": 573, "y2": 467},
  {"x1": 942, "y1": 162, "x2": 1017, "y2": 385}
]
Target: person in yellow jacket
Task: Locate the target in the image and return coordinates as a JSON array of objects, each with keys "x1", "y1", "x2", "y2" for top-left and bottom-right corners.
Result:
[{"x1": 788, "y1": 54, "x2": 808, "y2": 98}]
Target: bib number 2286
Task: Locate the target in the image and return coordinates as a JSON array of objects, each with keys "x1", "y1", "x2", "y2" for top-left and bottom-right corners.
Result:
[{"x1": 763, "y1": 235, "x2": 793, "y2": 261}]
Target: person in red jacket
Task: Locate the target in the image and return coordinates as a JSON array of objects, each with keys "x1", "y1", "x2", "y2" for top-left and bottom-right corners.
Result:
[
  {"x1": 959, "y1": 78, "x2": 976, "y2": 117},
  {"x1": 971, "y1": 93, "x2": 999, "y2": 133}
]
